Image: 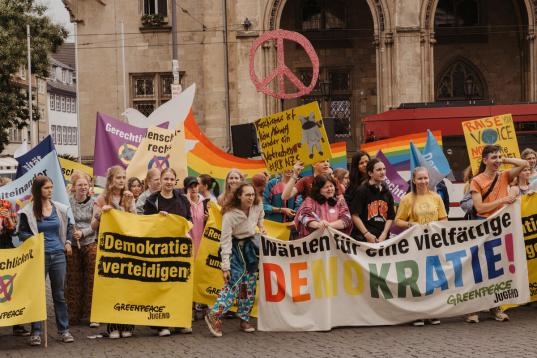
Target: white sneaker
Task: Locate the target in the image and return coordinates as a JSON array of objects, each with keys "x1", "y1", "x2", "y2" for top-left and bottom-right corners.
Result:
[
  {"x1": 178, "y1": 327, "x2": 192, "y2": 334},
  {"x1": 108, "y1": 330, "x2": 120, "y2": 339},
  {"x1": 412, "y1": 319, "x2": 425, "y2": 326},
  {"x1": 158, "y1": 328, "x2": 171, "y2": 337},
  {"x1": 89, "y1": 322, "x2": 100, "y2": 328},
  {"x1": 121, "y1": 330, "x2": 133, "y2": 338}
]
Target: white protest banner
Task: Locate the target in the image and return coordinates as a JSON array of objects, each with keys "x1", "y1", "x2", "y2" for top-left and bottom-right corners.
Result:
[{"x1": 259, "y1": 202, "x2": 529, "y2": 331}]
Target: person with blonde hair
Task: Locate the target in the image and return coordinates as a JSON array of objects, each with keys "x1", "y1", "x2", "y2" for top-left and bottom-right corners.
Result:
[
  {"x1": 521, "y1": 147, "x2": 537, "y2": 184},
  {"x1": 395, "y1": 166, "x2": 447, "y2": 327},
  {"x1": 91, "y1": 165, "x2": 136, "y2": 339},
  {"x1": 135, "y1": 168, "x2": 161, "y2": 214},
  {"x1": 65, "y1": 171, "x2": 98, "y2": 328},
  {"x1": 217, "y1": 169, "x2": 244, "y2": 206}
]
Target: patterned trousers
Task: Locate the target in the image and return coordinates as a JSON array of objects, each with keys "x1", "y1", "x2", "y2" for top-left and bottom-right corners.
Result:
[
  {"x1": 209, "y1": 271, "x2": 257, "y2": 322},
  {"x1": 65, "y1": 242, "x2": 97, "y2": 324}
]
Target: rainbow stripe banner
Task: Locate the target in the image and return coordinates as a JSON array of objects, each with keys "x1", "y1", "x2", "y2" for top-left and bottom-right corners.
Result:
[
  {"x1": 360, "y1": 131, "x2": 442, "y2": 170},
  {"x1": 185, "y1": 113, "x2": 347, "y2": 187}
]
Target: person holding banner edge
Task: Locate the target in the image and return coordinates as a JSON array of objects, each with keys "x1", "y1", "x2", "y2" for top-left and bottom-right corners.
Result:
[
  {"x1": 350, "y1": 158, "x2": 395, "y2": 243},
  {"x1": 205, "y1": 182, "x2": 266, "y2": 337},
  {"x1": 144, "y1": 168, "x2": 192, "y2": 337},
  {"x1": 294, "y1": 174, "x2": 352, "y2": 238},
  {"x1": 395, "y1": 167, "x2": 447, "y2": 326},
  {"x1": 18, "y1": 175, "x2": 75, "y2": 346},
  {"x1": 465, "y1": 144, "x2": 529, "y2": 323},
  {"x1": 91, "y1": 165, "x2": 136, "y2": 339}
]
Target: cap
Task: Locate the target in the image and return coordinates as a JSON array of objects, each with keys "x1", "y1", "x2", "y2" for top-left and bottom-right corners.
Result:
[{"x1": 183, "y1": 176, "x2": 199, "y2": 189}]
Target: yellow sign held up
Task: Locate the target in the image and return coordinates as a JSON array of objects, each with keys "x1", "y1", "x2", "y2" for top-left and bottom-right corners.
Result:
[
  {"x1": 126, "y1": 125, "x2": 187, "y2": 186},
  {"x1": 0, "y1": 234, "x2": 46, "y2": 327},
  {"x1": 91, "y1": 210, "x2": 194, "y2": 327},
  {"x1": 255, "y1": 102, "x2": 332, "y2": 174},
  {"x1": 462, "y1": 114, "x2": 520, "y2": 174},
  {"x1": 522, "y1": 194, "x2": 537, "y2": 301}
]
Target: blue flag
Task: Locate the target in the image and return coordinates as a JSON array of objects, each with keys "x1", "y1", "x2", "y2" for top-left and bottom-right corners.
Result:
[
  {"x1": 409, "y1": 141, "x2": 445, "y2": 191},
  {"x1": 15, "y1": 135, "x2": 55, "y2": 178},
  {"x1": 422, "y1": 130, "x2": 455, "y2": 181}
]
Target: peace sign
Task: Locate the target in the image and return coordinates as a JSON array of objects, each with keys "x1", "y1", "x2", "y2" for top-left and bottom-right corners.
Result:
[{"x1": 249, "y1": 29, "x2": 319, "y2": 100}]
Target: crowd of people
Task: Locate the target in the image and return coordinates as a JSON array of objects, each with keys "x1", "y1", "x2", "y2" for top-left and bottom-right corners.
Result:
[{"x1": 2, "y1": 144, "x2": 536, "y2": 344}]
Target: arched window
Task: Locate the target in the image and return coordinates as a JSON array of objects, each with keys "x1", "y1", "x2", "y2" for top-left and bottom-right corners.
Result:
[
  {"x1": 302, "y1": 0, "x2": 346, "y2": 30},
  {"x1": 436, "y1": 58, "x2": 486, "y2": 101}
]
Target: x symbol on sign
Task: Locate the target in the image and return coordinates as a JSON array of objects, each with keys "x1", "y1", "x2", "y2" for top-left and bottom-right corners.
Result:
[{"x1": 0, "y1": 274, "x2": 16, "y2": 302}]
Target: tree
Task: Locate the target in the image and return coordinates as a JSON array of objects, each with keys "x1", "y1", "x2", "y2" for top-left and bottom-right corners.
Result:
[{"x1": 0, "y1": 0, "x2": 67, "y2": 152}]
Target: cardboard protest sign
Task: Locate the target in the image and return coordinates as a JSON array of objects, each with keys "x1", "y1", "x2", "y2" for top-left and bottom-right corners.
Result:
[
  {"x1": 462, "y1": 114, "x2": 520, "y2": 175},
  {"x1": 254, "y1": 102, "x2": 332, "y2": 174},
  {"x1": 126, "y1": 125, "x2": 187, "y2": 185},
  {"x1": 91, "y1": 210, "x2": 194, "y2": 327},
  {"x1": 259, "y1": 202, "x2": 529, "y2": 331},
  {"x1": 193, "y1": 205, "x2": 291, "y2": 316},
  {"x1": 0, "y1": 234, "x2": 46, "y2": 326}
]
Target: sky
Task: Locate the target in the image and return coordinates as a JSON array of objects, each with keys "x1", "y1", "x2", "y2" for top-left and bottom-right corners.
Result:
[{"x1": 40, "y1": 0, "x2": 74, "y2": 41}]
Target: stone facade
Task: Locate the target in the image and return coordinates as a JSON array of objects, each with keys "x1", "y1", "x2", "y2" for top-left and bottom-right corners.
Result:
[{"x1": 63, "y1": 0, "x2": 537, "y2": 162}]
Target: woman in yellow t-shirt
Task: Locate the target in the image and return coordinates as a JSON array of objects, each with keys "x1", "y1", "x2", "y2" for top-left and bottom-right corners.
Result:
[{"x1": 395, "y1": 166, "x2": 447, "y2": 327}]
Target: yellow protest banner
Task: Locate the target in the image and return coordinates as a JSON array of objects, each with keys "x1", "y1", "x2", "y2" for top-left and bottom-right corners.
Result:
[
  {"x1": 193, "y1": 205, "x2": 290, "y2": 316},
  {"x1": 255, "y1": 101, "x2": 332, "y2": 174},
  {"x1": 126, "y1": 125, "x2": 187, "y2": 186},
  {"x1": 58, "y1": 157, "x2": 93, "y2": 182},
  {"x1": 522, "y1": 194, "x2": 537, "y2": 301},
  {"x1": 462, "y1": 114, "x2": 520, "y2": 174},
  {"x1": 91, "y1": 210, "x2": 194, "y2": 327},
  {"x1": 0, "y1": 234, "x2": 46, "y2": 326}
]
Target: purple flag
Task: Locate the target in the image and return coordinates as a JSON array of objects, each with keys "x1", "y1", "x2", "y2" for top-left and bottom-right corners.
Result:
[
  {"x1": 376, "y1": 150, "x2": 409, "y2": 204},
  {"x1": 93, "y1": 112, "x2": 150, "y2": 178}
]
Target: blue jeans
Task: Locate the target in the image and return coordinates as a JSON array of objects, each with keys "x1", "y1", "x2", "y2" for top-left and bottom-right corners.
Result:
[{"x1": 31, "y1": 252, "x2": 69, "y2": 335}]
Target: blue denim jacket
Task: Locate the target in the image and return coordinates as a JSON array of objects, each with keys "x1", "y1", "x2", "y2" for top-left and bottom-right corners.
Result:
[{"x1": 229, "y1": 236, "x2": 259, "y2": 285}]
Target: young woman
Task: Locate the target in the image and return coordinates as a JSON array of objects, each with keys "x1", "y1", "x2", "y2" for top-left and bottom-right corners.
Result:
[
  {"x1": 135, "y1": 168, "x2": 161, "y2": 214},
  {"x1": 198, "y1": 174, "x2": 220, "y2": 202},
  {"x1": 205, "y1": 182, "x2": 265, "y2": 337},
  {"x1": 333, "y1": 168, "x2": 350, "y2": 197},
  {"x1": 395, "y1": 167, "x2": 447, "y2": 326},
  {"x1": 183, "y1": 176, "x2": 205, "y2": 257},
  {"x1": 295, "y1": 174, "x2": 352, "y2": 238},
  {"x1": 143, "y1": 168, "x2": 192, "y2": 337},
  {"x1": 521, "y1": 148, "x2": 537, "y2": 184},
  {"x1": 263, "y1": 169, "x2": 302, "y2": 223},
  {"x1": 18, "y1": 176, "x2": 75, "y2": 346},
  {"x1": 465, "y1": 144, "x2": 528, "y2": 324},
  {"x1": 351, "y1": 159, "x2": 395, "y2": 243},
  {"x1": 91, "y1": 166, "x2": 136, "y2": 339},
  {"x1": 127, "y1": 177, "x2": 143, "y2": 201},
  {"x1": 511, "y1": 165, "x2": 534, "y2": 196},
  {"x1": 65, "y1": 171, "x2": 98, "y2": 328},
  {"x1": 143, "y1": 168, "x2": 191, "y2": 220},
  {"x1": 345, "y1": 151, "x2": 370, "y2": 206},
  {"x1": 217, "y1": 169, "x2": 244, "y2": 206}
]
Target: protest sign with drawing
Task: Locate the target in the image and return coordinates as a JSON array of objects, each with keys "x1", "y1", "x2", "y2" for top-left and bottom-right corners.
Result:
[
  {"x1": 462, "y1": 114, "x2": 520, "y2": 175},
  {"x1": 254, "y1": 102, "x2": 332, "y2": 174}
]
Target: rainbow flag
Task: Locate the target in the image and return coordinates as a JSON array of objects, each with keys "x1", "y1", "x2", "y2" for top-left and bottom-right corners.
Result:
[
  {"x1": 185, "y1": 113, "x2": 348, "y2": 187},
  {"x1": 360, "y1": 131, "x2": 442, "y2": 171}
]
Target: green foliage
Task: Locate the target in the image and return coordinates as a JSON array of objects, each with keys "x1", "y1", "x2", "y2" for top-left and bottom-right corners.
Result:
[{"x1": 0, "y1": 0, "x2": 67, "y2": 152}]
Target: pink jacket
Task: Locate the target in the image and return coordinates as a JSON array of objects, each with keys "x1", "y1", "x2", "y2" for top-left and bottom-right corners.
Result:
[{"x1": 295, "y1": 196, "x2": 352, "y2": 238}]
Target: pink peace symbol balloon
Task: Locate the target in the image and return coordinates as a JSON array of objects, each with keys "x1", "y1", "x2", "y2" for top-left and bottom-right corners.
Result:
[{"x1": 249, "y1": 29, "x2": 320, "y2": 100}]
